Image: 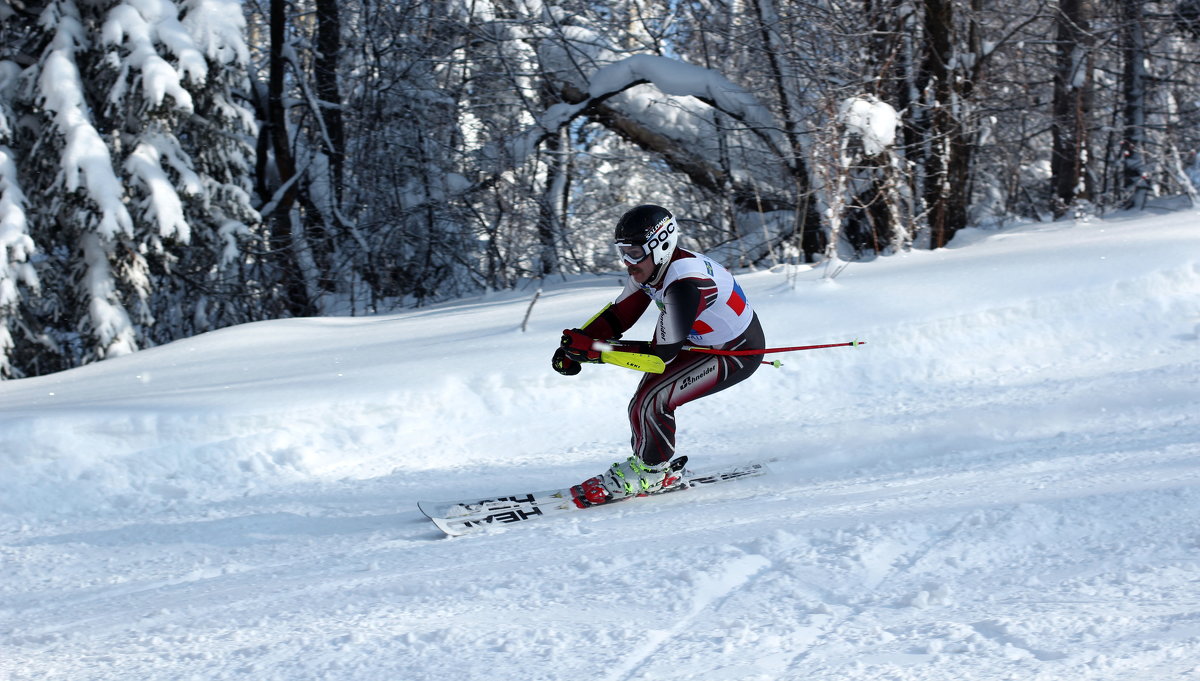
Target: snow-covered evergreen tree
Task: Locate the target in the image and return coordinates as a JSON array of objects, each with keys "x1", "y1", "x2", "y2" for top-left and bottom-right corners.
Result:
[
  {"x1": 1, "y1": 0, "x2": 258, "y2": 377},
  {"x1": 0, "y1": 59, "x2": 38, "y2": 379}
]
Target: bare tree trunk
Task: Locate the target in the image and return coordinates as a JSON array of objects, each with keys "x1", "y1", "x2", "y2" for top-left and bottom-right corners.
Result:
[
  {"x1": 314, "y1": 0, "x2": 345, "y2": 205},
  {"x1": 748, "y1": 0, "x2": 825, "y2": 262},
  {"x1": 1051, "y1": 0, "x2": 1094, "y2": 217},
  {"x1": 268, "y1": 0, "x2": 315, "y2": 316},
  {"x1": 536, "y1": 126, "x2": 567, "y2": 276},
  {"x1": 920, "y1": 0, "x2": 973, "y2": 248},
  {"x1": 1120, "y1": 0, "x2": 1150, "y2": 209}
]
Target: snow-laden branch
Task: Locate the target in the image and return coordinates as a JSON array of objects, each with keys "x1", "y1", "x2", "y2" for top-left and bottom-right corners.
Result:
[
  {"x1": 125, "y1": 135, "x2": 193, "y2": 242},
  {"x1": 0, "y1": 64, "x2": 27, "y2": 289},
  {"x1": 0, "y1": 146, "x2": 38, "y2": 370},
  {"x1": 0, "y1": 148, "x2": 36, "y2": 289},
  {"x1": 506, "y1": 54, "x2": 785, "y2": 168},
  {"x1": 587, "y1": 55, "x2": 779, "y2": 131},
  {"x1": 38, "y1": 10, "x2": 134, "y2": 239},
  {"x1": 839, "y1": 96, "x2": 897, "y2": 156},
  {"x1": 102, "y1": 0, "x2": 207, "y2": 110},
  {"x1": 80, "y1": 232, "x2": 137, "y2": 359},
  {"x1": 0, "y1": 144, "x2": 32, "y2": 377},
  {"x1": 180, "y1": 0, "x2": 251, "y2": 66}
]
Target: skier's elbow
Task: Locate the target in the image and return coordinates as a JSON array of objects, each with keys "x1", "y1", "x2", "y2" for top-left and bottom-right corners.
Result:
[{"x1": 654, "y1": 341, "x2": 685, "y2": 364}]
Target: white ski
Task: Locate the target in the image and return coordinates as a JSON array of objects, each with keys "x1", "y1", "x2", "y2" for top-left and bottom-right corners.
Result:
[{"x1": 420, "y1": 460, "x2": 770, "y2": 537}]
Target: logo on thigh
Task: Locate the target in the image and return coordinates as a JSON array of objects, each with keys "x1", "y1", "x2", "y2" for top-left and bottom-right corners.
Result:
[{"x1": 679, "y1": 363, "x2": 717, "y2": 391}]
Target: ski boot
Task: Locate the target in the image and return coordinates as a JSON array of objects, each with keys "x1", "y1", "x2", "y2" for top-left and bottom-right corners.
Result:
[{"x1": 571, "y1": 456, "x2": 688, "y2": 508}]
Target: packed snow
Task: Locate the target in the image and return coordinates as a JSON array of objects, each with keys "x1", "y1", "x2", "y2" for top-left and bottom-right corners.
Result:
[{"x1": 1, "y1": 207, "x2": 1199, "y2": 680}]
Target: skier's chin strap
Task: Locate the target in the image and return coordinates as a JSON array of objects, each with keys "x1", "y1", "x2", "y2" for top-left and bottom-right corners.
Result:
[
  {"x1": 645, "y1": 244, "x2": 679, "y2": 288},
  {"x1": 646, "y1": 259, "x2": 669, "y2": 287}
]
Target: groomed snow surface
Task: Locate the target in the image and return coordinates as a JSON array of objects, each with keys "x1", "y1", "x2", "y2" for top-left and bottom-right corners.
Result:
[{"x1": 2, "y1": 208, "x2": 1199, "y2": 681}]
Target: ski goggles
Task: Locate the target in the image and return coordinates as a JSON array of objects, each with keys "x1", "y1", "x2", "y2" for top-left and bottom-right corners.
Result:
[{"x1": 616, "y1": 242, "x2": 650, "y2": 265}]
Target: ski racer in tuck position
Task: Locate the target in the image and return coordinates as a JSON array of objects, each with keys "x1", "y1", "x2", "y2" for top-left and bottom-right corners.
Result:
[{"x1": 552, "y1": 204, "x2": 766, "y2": 506}]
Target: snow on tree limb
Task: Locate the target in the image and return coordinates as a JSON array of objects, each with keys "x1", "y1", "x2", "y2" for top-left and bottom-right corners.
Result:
[
  {"x1": 586, "y1": 55, "x2": 778, "y2": 134},
  {"x1": 38, "y1": 11, "x2": 134, "y2": 239},
  {"x1": 839, "y1": 96, "x2": 898, "y2": 156},
  {"x1": 0, "y1": 144, "x2": 38, "y2": 374},
  {"x1": 505, "y1": 54, "x2": 784, "y2": 179},
  {"x1": 0, "y1": 149, "x2": 36, "y2": 291},
  {"x1": 125, "y1": 138, "x2": 191, "y2": 242},
  {"x1": 180, "y1": 0, "x2": 250, "y2": 65},
  {"x1": 102, "y1": 0, "x2": 204, "y2": 109},
  {"x1": 80, "y1": 232, "x2": 137, "y2": 359}
]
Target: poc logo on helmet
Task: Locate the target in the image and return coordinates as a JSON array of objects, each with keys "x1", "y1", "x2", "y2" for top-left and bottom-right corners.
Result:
[{"x1": 645, "y1": 216, "x2": 676, "y2": 252}]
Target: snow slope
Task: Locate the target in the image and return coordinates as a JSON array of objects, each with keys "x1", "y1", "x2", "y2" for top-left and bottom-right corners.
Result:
[{"x1": 1, "y1": 208, "x2": 1198, "y2": 681}]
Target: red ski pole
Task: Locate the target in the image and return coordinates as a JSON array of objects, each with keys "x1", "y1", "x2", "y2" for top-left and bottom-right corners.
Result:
[
  {"x1": 684, "y1": 339, "x2": 865, "y2": 356},
  {"x1": 683, "y1": 339, "x2": 865, "y2": 368}
]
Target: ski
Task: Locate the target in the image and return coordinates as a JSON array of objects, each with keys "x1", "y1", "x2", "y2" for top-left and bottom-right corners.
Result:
[{"x1": 420, "y1": 460, "x2": 770, "y2": 537}]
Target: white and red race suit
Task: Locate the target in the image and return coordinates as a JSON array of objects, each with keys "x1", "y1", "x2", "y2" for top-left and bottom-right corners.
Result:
[{"x1": 582, "y1": 249, "x2": 765, "y2": 465}]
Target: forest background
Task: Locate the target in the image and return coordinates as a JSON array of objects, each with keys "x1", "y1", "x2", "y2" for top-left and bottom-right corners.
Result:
[{"x1": 1, "y1": 0, "x2": 1198, "y2": 379}]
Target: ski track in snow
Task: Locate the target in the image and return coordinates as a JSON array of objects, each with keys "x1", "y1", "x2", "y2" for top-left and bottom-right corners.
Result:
[{"x1": 1, "y1": 210, "x2": 1199, "y2": 680}]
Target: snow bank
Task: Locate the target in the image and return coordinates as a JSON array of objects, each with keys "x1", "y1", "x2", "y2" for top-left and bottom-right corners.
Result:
[{"x1": 1, "y1": 212, "x2": 1196, "y2": 517}]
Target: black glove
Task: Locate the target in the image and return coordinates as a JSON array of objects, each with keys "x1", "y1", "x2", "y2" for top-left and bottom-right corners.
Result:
[
  {"x1": 560, "y1": 329, "x2": 604, "y2": 364},
  {"x1": 551, "y1": 347, "x2": 582, "y2": 376}
]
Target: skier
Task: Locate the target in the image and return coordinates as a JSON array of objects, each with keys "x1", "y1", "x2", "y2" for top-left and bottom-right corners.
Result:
[{"x1": 552, "y1": 204, "x2": 765, "y2": 506}]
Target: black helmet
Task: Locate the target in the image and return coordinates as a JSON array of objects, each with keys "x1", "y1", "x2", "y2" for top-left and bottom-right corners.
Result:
[{"x1": 613, "y1": 205, "x2": 679, "y2": 274}]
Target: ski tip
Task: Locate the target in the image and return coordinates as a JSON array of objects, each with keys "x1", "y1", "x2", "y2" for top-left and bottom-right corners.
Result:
[
  {"x1": 418, "y1": 500, "x2": 455, "y2": 519},
  {"x1": 429, "y1": 516, "x2": 471, "y2": 537}
]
